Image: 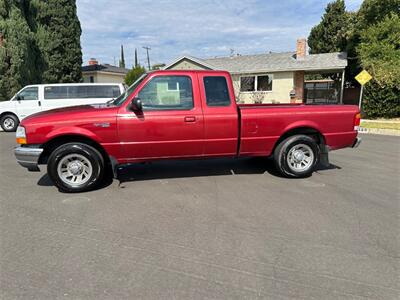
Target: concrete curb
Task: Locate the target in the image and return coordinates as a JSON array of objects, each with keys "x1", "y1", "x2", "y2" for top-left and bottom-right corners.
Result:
[{"x1": 358, "y1": 127, "x2": 400, "y2": 136}]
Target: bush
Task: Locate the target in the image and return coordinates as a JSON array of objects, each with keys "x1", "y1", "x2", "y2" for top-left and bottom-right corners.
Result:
[{"x1": 363, "y1": 81, "x2": 400, "y2": 119}]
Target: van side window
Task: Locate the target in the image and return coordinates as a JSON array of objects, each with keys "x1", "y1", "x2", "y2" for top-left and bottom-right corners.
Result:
[
  {"x1": 44, "y1": 86, "x2": 68, "y2": 99},
  {"x1": 17, "y1": 87, "x2": 38, "y2": 101},
  {"x1": 203, "y1": 77, "x2": 231, "y2": 107},
  {"x1": 44, "y1": 85, "x2": 121, "y2": 99},
  {"x1": 138, "y1": 76, "x2": 193, "y2": 110}
]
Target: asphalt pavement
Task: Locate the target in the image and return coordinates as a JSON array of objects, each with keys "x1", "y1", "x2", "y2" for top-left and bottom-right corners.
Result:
[{"x1": 0, "y1": 133, "x2": 399, "y2": 299}]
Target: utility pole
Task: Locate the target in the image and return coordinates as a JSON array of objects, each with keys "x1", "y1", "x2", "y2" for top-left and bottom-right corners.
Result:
[{"x1": 143, "y1": 46, "x2": 151, "y2": 70}]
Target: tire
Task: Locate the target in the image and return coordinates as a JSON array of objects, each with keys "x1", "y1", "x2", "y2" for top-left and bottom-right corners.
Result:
[
  {"x1": 273, "y1": 134, "x2": 320, "y2": 178},
  {"x1": 47, "y1": 143, "x2": 105, "y2": 193},
  {"x1": 0, "y1": 114, "x2": 19, "y2": 132}
]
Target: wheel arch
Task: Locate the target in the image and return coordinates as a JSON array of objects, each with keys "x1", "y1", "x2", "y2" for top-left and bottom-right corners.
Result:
[
  {"x1": 0, "y1": 111, "x2": 19, "y2": 121},
  {"x1": 39, "y1": 134, "x2": 109, "y2": 165},
  {"x1": 272, "y1": 126, "x2": 326, "y2": 154}
]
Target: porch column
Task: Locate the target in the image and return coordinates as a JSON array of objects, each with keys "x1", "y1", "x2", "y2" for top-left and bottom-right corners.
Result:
[{"x1": 340, "y1": 69, "x2": 345, "y2": 104}]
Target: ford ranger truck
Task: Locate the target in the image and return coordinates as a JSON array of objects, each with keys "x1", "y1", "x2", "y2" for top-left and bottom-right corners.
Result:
[{"x1": 14, "y1": 70, "x2": 361, "y2": 193}]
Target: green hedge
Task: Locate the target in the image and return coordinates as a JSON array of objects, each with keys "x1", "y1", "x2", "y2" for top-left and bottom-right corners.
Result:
[{"x1": 362, "y1": 81, "x2": 400, "y2": 119}]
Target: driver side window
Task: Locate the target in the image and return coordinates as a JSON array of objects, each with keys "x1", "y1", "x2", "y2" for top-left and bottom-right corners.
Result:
[
  {"x1": 138, "y1": 76, "x2": 193, "y2": 110},
  {"x1": 17, "y1": 87, "x2": 38, "y2": 100}
]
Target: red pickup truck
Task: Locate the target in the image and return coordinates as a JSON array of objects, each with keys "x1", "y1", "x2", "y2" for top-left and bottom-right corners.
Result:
[{"x1": 14, "y1": 70, "x2": 361, "y2": 192}]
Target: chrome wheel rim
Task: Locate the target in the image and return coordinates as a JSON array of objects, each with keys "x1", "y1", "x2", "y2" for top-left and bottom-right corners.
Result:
[
  {"x1": 57, "y1": 154, "x2": 93, "y2": 187},
  {"x1": 3, "y1": 118, "x2": 15, "y2": 130},
  {"x1": 287, "y1": 144, "x2": 314, "y2": 172}
]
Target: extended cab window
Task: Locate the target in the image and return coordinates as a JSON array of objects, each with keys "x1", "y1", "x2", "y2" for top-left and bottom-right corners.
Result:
[
  {"x1": 16, "y1": 87, "x2": 38, "y2": 100},
  {"x1": 203, "y1": 76, "x2": 231, "y2": 106},
  {"x1": 138, "y1": 76, "x2": 193, "y2": 110}
]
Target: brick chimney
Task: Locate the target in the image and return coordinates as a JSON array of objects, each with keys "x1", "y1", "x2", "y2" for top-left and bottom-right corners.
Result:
[
  {"x1": 88, "y1": 58, "x2": 98, "y2": 65},
  {"x1": 0, "y1": 32, "x2": 4, "y2": 47},
  {"x1": 296, "y1": 38, "x2": 307, "y2": 60}
]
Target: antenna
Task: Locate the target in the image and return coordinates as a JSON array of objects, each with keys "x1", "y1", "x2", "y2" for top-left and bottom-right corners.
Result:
[{"x1": 142, "y1": 46, "x2": 152, "y2": 70}]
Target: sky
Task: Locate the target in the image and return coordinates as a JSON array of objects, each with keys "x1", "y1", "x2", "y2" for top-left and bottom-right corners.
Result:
[{"x1": 76, "y1": 0, "x2": 363, "y2": 68}]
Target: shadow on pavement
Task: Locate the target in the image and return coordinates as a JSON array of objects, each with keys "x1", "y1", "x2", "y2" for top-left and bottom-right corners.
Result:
[{"x1": 37, "y1": 157, "x2": 341, "y2": 189}]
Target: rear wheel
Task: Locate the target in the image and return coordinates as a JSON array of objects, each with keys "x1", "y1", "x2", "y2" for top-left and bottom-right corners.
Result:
[
  {"x1": 0, "y1": 114, "x2": 19, "y2": 132},
  {"x1": 274, "y1": 135, "x2": 319, "y2": 178},
  {"x1": 47, "y1": 143, "x2": 105, "y2": 193}
]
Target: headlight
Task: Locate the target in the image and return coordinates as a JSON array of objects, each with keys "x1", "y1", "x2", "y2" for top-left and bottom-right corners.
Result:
[{"x1": 16, "y1": 126, "x2": 27, "y2": 144}]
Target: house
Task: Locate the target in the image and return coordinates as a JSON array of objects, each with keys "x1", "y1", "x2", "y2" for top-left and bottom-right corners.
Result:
[
  {"x1": 164, "y1": 39, "x2": 347, "y2": 104},
  {"x1": 82, "y1": 58, "x2": 130, "y2": 84}
]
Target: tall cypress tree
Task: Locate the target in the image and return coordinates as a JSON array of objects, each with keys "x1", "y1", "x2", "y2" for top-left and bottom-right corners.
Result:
[
  {"x1": 0, "y1": 0, "x2": 39, "y2": 100},
  {"x1": 30, "y1": 0, "x2": 82, "y2": 83},
  {"x1": 119, "y1": 44, "x2": 125, "y2": 68},
  {"x1": 134, "y1": 48, "x2": 138, "y2": 68}
]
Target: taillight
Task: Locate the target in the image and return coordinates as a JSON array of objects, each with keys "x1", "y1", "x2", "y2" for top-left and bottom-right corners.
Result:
[{"x1": 354, "y1": 113, "x2": 361, "y2": 131}]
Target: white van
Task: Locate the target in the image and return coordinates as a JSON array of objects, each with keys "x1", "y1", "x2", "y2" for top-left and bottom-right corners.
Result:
[{"x1": 0, "y1": 83, "x2": 125, "y2": 132}]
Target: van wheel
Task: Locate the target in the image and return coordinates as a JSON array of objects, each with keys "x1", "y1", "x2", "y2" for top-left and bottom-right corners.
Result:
[
  {"x1": 0, "y1": 114, "x2": 19, "y2": 132},
  {"x1": 274, "y1": 135, "x2": 320, "y2": 178},
  {"x1": 47, "y1": 143, "x2": 105, "y2": 193}
]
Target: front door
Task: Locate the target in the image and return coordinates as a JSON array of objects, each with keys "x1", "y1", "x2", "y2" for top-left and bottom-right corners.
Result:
[
  {"x1": 15, "y1": 86, "x2": 42, "y2": 120},
  {"x1": 117, "y1": 74, "x2": 204, "y2": 161}
]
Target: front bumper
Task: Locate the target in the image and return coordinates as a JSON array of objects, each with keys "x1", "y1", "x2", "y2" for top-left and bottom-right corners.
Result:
[
  {"x1": 14, "y1": 146, "x2": 43, "y2": 171},
  {"x1": 352, "y1": 137, "x2": 362, "y2": 148}
]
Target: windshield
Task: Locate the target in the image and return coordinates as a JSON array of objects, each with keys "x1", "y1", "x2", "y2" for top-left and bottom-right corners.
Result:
[{"x1": 112, "y1": 74, "x2": 148, "y2": 106}]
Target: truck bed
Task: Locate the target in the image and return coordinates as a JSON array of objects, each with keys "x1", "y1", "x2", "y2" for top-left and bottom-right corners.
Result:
[{"x1": 238, "y1": 104, "x2": 359, "y2": 156}]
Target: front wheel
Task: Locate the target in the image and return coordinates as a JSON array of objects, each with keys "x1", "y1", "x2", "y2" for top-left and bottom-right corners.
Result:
[
  {"x1": 273, "y1": 135, "x2": 320, "y2": 178},
  {"x1": 47, "y1": 143, "x2": 105, "y2": 193},
  {"x1": 0, "y1": 114, "x2": 19, "y2": 132}
]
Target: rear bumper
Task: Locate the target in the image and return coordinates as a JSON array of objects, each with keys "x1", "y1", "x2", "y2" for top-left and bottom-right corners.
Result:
[
  {"x1": 352, "y1": 137, "x2": 362, "y2": 148},
  {"x1": 14, "y1": 146, "x2": 43, "y2": 171}
]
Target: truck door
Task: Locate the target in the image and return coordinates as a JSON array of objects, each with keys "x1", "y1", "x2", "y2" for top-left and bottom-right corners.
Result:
[
  {"x1": 198, "y1": 73, "x2": 239, "y2": 157},
  {"x1": 117, "y1": 74, "x2": 205, "y2": 160},
  {"x1": 14, "y1": 86, "x2": 42, "y2": 120}
]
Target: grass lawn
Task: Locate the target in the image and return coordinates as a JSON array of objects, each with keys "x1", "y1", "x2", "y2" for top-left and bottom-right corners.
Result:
[{"x1": 361, "y1": 121, "x2": 400, "y2": 130}]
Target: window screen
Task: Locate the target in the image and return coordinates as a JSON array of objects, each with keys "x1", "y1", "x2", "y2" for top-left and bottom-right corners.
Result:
[
  {"x1": 203, "y1": 76, "x2": 231, "y2": 106},
  {"x1": 240, "y1": 77, "x2": 255, "y2": 92},
  {"x1": 257, "y1": 75, "x2": 273, "y2": 91},
  {"x1": 138, "y1": 76, "x2": 193, "y2": 110}
]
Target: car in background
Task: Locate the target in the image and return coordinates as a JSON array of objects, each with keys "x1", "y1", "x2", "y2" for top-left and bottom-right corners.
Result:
[{"x1": 0, "y1": 83, "x2": 125, "y2": 132}]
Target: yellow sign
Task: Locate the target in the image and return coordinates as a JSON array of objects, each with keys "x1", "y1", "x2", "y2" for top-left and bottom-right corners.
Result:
[{"x1": 355, "y1": 70, "x2": 373, "y2": 85}]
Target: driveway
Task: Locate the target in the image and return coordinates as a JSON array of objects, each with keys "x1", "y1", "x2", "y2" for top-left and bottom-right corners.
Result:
[{"x1": 0, "y1": 133, "x2": 398, "y2": 299}]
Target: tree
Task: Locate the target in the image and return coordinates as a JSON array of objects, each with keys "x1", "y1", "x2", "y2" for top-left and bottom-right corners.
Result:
[
  {"x1": 358, "y1": 14, "x2": 400, "y2": 118},
  {"x1": 125, "y1": 65, "x2": 145, "y2": 86},
  {"x1": 308, "y1": 0, "x2": 350, "y2": 54},
  {"x1": 134, "y1": 48, "x2": 138, "y2": 68},
  {"x1": 0, "y1": 1, "x2": 39, "y2": 100},
  {"x1": 30, "y1": 0, "x2": 82, "y2": 83},
  {"x1": 119, "y1": 44, "x2": 125, "y2": 68}
]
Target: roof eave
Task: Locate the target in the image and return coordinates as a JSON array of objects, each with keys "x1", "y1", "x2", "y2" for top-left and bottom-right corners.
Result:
[{"x1": 228, "y1": 65, "x2": 347, "y2": 75}]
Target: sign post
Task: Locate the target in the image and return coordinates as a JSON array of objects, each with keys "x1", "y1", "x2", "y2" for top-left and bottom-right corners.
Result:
[{"x1": 355, "y1": 70, "x2": 373, "y2": 110}]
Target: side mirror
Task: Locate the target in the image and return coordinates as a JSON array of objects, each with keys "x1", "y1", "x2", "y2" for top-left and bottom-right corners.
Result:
[
  {"x1": 130, "y1": 97, "x2": 143, "y2": 112},
  {"x1": 16, "y1": 95, "x2": 22, "y2": 101}
]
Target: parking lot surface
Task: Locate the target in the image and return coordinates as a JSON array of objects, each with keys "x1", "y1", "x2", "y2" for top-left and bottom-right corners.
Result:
[{"x1": 0, "y1": 133, "x2": 399, "y2": 299}]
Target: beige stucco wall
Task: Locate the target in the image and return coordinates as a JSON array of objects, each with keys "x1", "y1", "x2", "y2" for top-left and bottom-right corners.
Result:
[
  {"x1": 83, "y1": 72, "x2": 126, "y2": 84},
  {"x1": 232, "y1": 72, "x2": 294, "y2": 104}
]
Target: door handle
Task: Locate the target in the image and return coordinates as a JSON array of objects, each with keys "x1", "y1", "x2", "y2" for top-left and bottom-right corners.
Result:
[
  {"x1": 38, "y1": 101, "x2": 41, "y2": 107},
  {"x1": 184, "y1": 116, "x2": 196, "y2": 122}
]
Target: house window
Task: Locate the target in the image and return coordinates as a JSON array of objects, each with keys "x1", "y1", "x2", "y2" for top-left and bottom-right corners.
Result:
[
  {"x1": 240, "y1": 75, "x2": 273, "y2": 92},
  {"x1": 167, "y1": 81, "x2": 179, "y2": 91}
]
